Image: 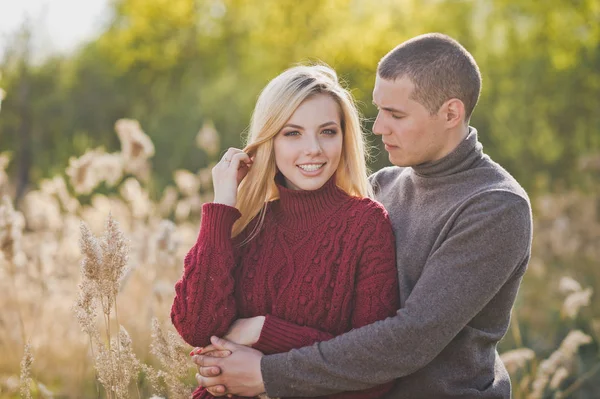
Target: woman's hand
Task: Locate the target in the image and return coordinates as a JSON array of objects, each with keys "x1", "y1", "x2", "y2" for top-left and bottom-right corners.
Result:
[
  {"x1": 223, "y1": 316, "x2": 265, "y2": 346},
  {"x1": 212, "y1": 148, "x2": 253, "y2": 207},
  {"x1": 191, "y1": 316, "x2": 266, "y2": 358}
]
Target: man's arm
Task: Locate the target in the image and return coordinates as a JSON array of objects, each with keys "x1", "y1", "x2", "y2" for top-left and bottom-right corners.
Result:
[{"x1": 261, "y1": 191, "x2": 532, "y2": 397}]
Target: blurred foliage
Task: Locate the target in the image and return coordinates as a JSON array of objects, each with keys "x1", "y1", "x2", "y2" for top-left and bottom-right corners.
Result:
[{"x1": 1, "y1": 0, "x2": 597, "y2": 198}]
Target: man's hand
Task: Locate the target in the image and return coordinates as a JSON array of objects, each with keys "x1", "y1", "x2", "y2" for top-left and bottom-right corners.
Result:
[{"x1": 192, "y1": 336, "x2": 266, "y2": 397}]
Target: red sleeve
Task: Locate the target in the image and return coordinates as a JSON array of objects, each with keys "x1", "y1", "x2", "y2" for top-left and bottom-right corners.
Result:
[
  {"x1": 171, "y1": 203, "x2": 242, "y2": 348},
  {"x1": 252, "y1": 314, "x2": 335, "y2": 354},
  {"x1": 255, "y1": 205, "x2": 399, "y2": 399}
]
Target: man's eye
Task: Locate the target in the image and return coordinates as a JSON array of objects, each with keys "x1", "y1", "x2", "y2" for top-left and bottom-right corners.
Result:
[{"x1": 391, "y1": 114, "x2": 403, "y2": 120}]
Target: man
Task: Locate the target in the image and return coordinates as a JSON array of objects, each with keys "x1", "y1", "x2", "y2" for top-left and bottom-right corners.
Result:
[{"x1": 192, "y1": 33, "x2": 532, "y2": 398}]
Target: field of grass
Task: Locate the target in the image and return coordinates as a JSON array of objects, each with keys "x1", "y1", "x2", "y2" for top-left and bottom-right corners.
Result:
[{"x1": 0, "y1": 120, "x2": 598, "y2": 398}]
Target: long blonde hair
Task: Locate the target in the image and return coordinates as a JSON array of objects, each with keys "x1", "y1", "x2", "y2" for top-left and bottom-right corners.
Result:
[{"x1": 233, "y1": 64, "x2": 372, "y2": 240}]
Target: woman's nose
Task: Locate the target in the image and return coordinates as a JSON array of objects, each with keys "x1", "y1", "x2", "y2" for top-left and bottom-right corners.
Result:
[{"x1": 303, "y1": 136, "x2": 323, "y2": 155}]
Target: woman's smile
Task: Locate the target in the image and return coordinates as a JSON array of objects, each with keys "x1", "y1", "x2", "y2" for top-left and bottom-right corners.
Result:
[{"x1": 297, "y1": 162, "x2": 326, "y2": 173}]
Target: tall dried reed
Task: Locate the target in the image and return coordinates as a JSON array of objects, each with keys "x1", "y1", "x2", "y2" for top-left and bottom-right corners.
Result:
[
  {"x1": 74, "y1": 213, "x2": 138, "y2": 399},
  {"x1": 19, "y1": 343, "x2": 33, "y2": 399},
  {"x1": 1, "y1": 116, "x2": 597, "y2": 398}
]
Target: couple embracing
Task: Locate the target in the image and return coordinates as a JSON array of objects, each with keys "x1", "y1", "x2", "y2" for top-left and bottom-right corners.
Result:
[{"x1": 171, "y1": 33, "x2": 532, "y2": 399}]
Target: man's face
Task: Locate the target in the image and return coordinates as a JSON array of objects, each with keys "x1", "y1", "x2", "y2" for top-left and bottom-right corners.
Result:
[{"x1": 372, "y1": 75, "x2": 450, "y2": 167}]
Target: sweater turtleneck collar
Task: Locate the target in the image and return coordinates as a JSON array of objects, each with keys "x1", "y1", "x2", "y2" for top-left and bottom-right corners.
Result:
[
  {"x1": 271, "y1": 173, "x2": 350, "y2": 230},
  {"x1": 412, "y1": 127, "x2": 483, "y2": 178}
]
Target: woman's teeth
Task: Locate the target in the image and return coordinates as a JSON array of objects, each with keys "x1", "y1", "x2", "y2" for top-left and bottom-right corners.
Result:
[{"x1": 298, "y1": 164, "x2": 324, "y2": 172}]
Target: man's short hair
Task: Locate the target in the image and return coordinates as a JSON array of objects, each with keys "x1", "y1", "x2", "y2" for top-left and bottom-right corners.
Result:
[{"x1": 378, "y1": 33, "x2": 481, "y2": 121}]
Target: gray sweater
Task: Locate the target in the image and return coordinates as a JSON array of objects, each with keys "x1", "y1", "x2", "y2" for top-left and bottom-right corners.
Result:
[{"x1": 260, "y1": 127, "x2": 533, "y2": 398}]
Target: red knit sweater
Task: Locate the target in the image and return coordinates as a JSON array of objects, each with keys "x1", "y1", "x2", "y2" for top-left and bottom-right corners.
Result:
[{"x1": 171, "y1": 176, "x2": 399, "y2": 399}]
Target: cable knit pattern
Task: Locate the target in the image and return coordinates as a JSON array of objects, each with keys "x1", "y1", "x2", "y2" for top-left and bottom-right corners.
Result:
[{"x1": 171, "y1": 175, "x2": 399, "y2": 399}]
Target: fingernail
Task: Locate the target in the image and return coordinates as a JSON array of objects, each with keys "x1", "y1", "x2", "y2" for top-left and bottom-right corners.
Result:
[{"x1": 190, "y1": 347, "x2": 203, "y2": 356}]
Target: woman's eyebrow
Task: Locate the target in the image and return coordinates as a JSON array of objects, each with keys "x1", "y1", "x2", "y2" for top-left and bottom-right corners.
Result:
[
  {"x1": 319, "y1": 121, "x2": 339, "y2": 128},
  {"x1": 282, "y1": 123, "x2": 304, "y2": 129},
  {"x1": 283, "y1": 121, "x2": 339, "y2": 129}
]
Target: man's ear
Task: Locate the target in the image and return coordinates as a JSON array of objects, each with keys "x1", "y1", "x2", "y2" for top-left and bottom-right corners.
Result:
[{"x1": 443, "y1": 99, "x2": 465, "y2": 128}]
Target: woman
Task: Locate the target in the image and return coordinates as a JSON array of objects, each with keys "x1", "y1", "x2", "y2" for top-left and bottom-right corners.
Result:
[{"x1": 171, "y1": 65, "x2": 399, "y2": 399}]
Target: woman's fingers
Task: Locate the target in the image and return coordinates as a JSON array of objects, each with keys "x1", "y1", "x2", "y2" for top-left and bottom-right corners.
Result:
[
  {"x1": 216, "y1": 148, "x2": 252, "y2": 173},
  {"x1": 223, "y1": 151, "x2": 252, "y2": 185},
  {"x1": 212, "y1": 148, "x2": 250, "y2": 207},
  {"x1": 201, "y1": 344, "x2": 215, "y2": 353},
  {"x1": 190, "y1": 347, "x2": 203, "y2": 356},
  {"x1": 216, "y1": 148, "x2": 245, "y2": 169},
  {"x1": 202, "y1": 349, "x2": 232, "y2": 358},
  {"x1": 230, "y1": 152, "x2": 252, "y2": 175},
  {"x1": 220, "y1": 147, "x2": 245, "y2": 163},
  {"x1": 198, "y1": 344, "x2": 232, "y2": 357}
]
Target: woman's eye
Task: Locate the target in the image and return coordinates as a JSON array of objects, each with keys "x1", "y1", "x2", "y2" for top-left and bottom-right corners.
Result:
[
  {"x1": 283, "y1": 131, "x2": 300, "y2": 137},
  {"x1": 322, "y1": 129, "x2": 337, "y2": 135},
  {"x1": 391, "y1": 114, "x2": 403, "y2": 120}
]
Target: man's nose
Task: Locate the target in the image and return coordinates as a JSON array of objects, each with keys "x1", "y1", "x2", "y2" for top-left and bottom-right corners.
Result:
[{"x1": 372, "y1": 111, "x2": 385, "y2": 136}]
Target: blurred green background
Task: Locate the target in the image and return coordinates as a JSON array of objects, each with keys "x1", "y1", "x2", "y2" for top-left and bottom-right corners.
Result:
[
  {"x1": 1, "y1": 0, "x2": 599, "y2": 397},
  {"x1": 2, "y1": 0, "x2": 599, "y2": 198}
]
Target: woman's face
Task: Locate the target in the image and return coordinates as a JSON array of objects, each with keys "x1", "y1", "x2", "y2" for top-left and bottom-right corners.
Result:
[{"x1": 273, "y1": 94, "x2": 343, "y2": 191}]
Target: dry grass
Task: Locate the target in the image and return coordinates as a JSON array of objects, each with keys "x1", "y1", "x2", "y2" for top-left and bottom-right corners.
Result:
[
  {"x1": 19, "y1": 343, "x2": 32, "y2": 399},
  {"x1": 503, "y1": 157, "x2": 600, "y2": 398},
  {"x1": 0, "y1": 119, "x2": 213, "y2": 397},
  {"x1": 0, "y1": 118, "x2": 598, "y2": 398}
]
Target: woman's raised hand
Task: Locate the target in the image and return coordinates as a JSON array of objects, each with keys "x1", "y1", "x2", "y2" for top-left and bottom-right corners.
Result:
[{"x1": 212, "y1": 148, "x2": 253, "y2": 208}]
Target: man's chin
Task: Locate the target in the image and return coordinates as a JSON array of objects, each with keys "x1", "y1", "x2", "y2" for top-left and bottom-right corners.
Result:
[{"x1": 388, "y1": 154, "x2": 408, "y2": 167}]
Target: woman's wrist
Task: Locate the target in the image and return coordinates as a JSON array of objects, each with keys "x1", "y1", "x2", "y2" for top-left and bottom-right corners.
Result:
[
  {"x1": 251, "y1": 316, "x2": 266, "y2": 344},
  {"x1": 213, "y1": 195, "x2": 237, "y2": 208}
]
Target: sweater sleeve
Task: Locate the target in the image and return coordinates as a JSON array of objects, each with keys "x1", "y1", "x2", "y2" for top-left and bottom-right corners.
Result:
[
  {"x1": 261, "y1": 191, "x2": 532, "y2": 397},
  {"x1": 171, "y1": 203, "x2": 242, "y2": 348},
  {"x1": 259, "y1": 204, "x2": 399, "y2": 399},
  {"x1": 252, "y1": 314, "x2": 334, "y2": 355}
]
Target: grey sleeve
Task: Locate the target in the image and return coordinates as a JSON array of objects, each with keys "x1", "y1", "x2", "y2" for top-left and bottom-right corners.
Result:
[{"x1": 260, "y1": 191, "x2": 532, "y2": 397}]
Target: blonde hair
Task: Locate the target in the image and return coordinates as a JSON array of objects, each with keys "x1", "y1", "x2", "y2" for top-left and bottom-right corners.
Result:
[{"x1": 233, "y1": 64, "x2": 372, "y2": 240}]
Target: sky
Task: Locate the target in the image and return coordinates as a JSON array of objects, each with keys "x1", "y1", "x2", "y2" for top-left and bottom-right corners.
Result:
[{"x1": 0, "y1": 0, "x2": 109, "y2": 59}]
